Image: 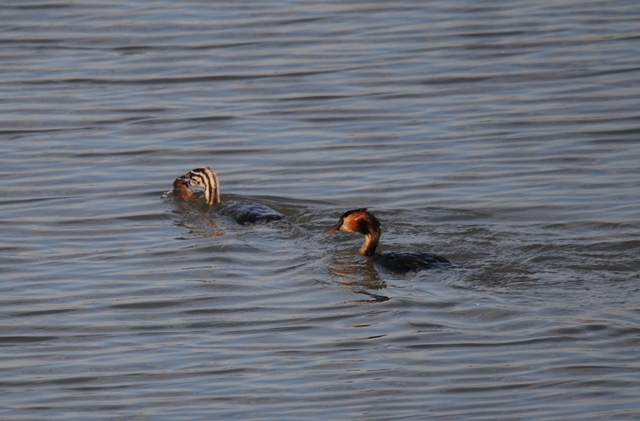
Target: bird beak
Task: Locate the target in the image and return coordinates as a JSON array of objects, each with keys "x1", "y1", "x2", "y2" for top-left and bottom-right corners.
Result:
[{"x1": 324, "y1": 221, "x2": 342, "y2": 234}]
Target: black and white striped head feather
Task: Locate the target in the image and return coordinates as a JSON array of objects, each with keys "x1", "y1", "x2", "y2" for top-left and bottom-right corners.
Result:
[{"x1": 184, "y1": 167, "x2": 220, "y2": 206}]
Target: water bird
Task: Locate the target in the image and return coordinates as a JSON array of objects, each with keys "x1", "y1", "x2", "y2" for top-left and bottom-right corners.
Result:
[
  {"x1": 179, "y1": 166, "x2": 284, "y2": 225},
  {"x1": 324, "y1": 208, "x2": 452, "y2": 273}
]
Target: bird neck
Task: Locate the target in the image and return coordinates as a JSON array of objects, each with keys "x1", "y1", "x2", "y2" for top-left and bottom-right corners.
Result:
[
  {"x1": 203, "y1": 172, "x2": 221, "y2": 206},
  {"x1": 359, "y1": 230, "x2": 380, "y2": 256}
]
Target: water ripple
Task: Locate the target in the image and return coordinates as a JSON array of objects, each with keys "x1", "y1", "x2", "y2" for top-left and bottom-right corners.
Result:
[{"x1": 1, "y1": 0, "x2": 639, "y2": 419}]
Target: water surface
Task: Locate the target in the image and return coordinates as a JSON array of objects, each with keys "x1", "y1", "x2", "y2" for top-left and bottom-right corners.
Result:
[{"x1": 1, "y1": 1, "x2": 640, "y2": 419}]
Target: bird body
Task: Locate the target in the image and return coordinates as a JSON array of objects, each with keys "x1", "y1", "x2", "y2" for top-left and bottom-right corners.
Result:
[
  {"x1": 325, "y1": 208, "x2": 451, "y2": 273},
  {"x1": 175, "y1": 167, "x2": 283, "y2": 225}
]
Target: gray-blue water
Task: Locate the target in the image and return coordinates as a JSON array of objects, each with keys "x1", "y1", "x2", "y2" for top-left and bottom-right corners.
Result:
[{"x1": 1, "y1": 1, "x2": 639, "y2": 419}]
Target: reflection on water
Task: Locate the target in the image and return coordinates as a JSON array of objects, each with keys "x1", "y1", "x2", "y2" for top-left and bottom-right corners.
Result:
[
  {"x1": 1, "y1": 0, "x2": 640, "y2": 419},
  {"x1": 329, "y1": 255, "x2": 388, "y2": 289}
]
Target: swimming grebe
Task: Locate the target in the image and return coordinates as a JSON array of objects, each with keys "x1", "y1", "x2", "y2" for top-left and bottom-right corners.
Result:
[
  {"x1": 324, "y1": 208, "x2": 452, "y2": 273},
  {"x1": 181, "y1": 166, "x2": 284, "y2": 225}
]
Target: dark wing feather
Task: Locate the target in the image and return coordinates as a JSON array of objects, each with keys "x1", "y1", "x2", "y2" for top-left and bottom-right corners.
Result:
[
  {"x1": 375, "y1": 251, "x2": 452, "y2": 273},
  {"x1": 218, "y1": 201, "x2": 284, "y2": 225}
]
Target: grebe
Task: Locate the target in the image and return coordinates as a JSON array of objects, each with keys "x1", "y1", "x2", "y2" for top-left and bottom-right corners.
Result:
[
  {"x1": 180, "y1": 166, "x2": 284, "y2": 225},
  {"x1": 324, "y1": 208, "x2": 452, "y2": 273}
]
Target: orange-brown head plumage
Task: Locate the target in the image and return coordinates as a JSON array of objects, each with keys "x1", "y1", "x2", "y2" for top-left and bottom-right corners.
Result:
[{"x1": 324, "y1": 208, "x2": 381, "y2": 256}]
